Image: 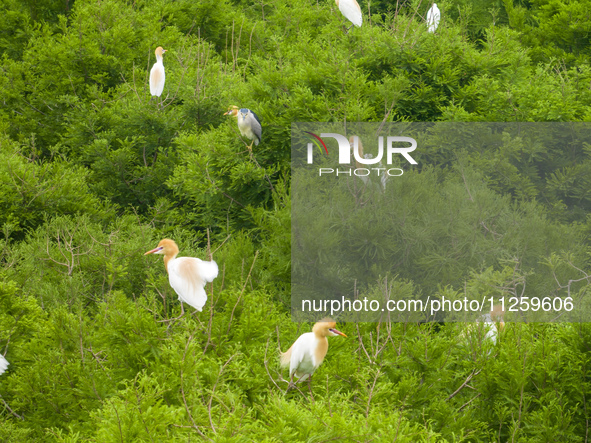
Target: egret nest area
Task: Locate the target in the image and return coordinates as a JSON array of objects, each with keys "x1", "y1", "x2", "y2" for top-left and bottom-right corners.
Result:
[{"x1": 291, "y1": 122, "x2": 591, "y2": 324}]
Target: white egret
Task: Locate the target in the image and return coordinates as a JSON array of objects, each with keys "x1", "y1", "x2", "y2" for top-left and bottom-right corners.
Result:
[
  {"x1": 145, "y1": 239, "x2": 218, "y2": 313},
  {"x1": 0, "y1": 354, "x2": 9, "y2": 376},
  {"x1": 464, "y1": 304, "x2": 505, "y2": 346},
  {"x1": 480, "y1": 304, "x2": 505, "y2": 345},
  {"x1": 280, "y1": 319, "x2": 347, "y2": 383},
  {"x1": 335, "y1": 0, "x2": 362, "y2": 29},
  {"x1": 149, "y1": 47, "x2": 167, "y2": 97},
  {"x1": 426, "y1": 3, "x2": 440, "y2": 33}
]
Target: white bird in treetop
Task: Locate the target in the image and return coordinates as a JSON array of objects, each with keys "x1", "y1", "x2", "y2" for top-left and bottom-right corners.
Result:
[
  {"x1": 149, "y1": 46, "x2": 167, "y2": 97},
  {"x1": 426, "y1": 3, "x2": 441, "y2": 33},
  {"x1": 145, "y1": 239, "x2": 218, "y2": 313},
  {"x1": 0, "y1": 354, "x2": 9, "y2": 376},
  {"x1": 280, "y1": 319, "x2": 347, "y2": 384},
  {"x1": 224, "y1": 105, "x2": 262, "y2": 152},
  {"x1": 335, "y1": 0, "x2": 362, "y2": 29},
  {"x1": 464, "y1": 303, "x2": 505, "y2": 346},
  {"x1": 480, "y1": 303, "x2": 505, "y2": 345}
]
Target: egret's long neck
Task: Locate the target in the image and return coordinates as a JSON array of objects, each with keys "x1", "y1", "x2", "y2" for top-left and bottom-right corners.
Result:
[
  {"x1": 163, "y1": 253, "x2": 177, "y2": 273},
  {"x1": 314, "y1": 336, "x2": 329, "y2": 365},
  {"x1": 156, "y1": 54, "x2": 163, "y2": 63}
]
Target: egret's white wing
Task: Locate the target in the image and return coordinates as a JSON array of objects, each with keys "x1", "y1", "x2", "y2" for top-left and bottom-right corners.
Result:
[
  {"x1": 237, "y1": 110, "x2": 262, "y2": 146},
  {"x1": 248, "y1": 111, "x2": 262, "y2": 145},
  {"x1": 0, "y1": 354, "x2": 9, "y2": 376},
  {"x1": 197, "y1": 258, "x2": 219, "y2": 283},
  {"x1": 483, "y1": 322, "x2": 499, "y2": 345},
  {"x1": 168, "y1": 257, "x2": 218, "y2": 311},
  {"x1": 289, "y1": 332, "x2": 317, "y2": 380},
  {"x1": 471, "y1": 314, "x2": 500, "y2": 345},
  {"x1": 426, "y1": 4, "x2": 440, "y2": 32},
  {"x1": 338, "y1": 0, "x2": 362, "y2": 27},
  {"x1": 149, "y1": 63, "x2": 165, "y2": 97}
]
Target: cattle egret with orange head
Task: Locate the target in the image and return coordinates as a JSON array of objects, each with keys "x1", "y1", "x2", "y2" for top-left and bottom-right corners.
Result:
[
  {"x1": 335, "y1": 0, "x2": 362, "y2": 29},
  {"x1": 150, "y1": 47, "x2": 167, "y2": 97},
  {"x1": 145, "y1": 239, "x2": 218, "y2": 313},
  {"x1": 0, "y1": 354, "x2": 8, "y2": 376},
  {"x1": 280, "y1": 318, "x2": 347, "y2": 383}
]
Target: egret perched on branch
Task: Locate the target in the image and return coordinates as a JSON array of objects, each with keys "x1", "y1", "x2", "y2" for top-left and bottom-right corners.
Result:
[
  {"x1": 335, "y1": 0, "x2": 362, "y2": 29},
  {"x1": 465, "y1": 304, "x2": 505, "y2": 346},
  {"x1": 0, "y1": 354, "x2": 8, "y2": 376},
  {"x1": 426, "y1": 3, "x2": 440, "y2": 33},
  {"x1": 280, "y1": 319, "x2": 347, "y2": 384},
  {"x1": 149, "y1": 46, "x2": 167, "y2": 97},
  {"x1": 145, "y1": 239, "x2": 218, "y2": 314},
  {"x1": 224, "y1": 106, "x2": 262, "y2": 152},
  {"x1": 480, "y1": 303, "x2": 505, "y2": 345}
]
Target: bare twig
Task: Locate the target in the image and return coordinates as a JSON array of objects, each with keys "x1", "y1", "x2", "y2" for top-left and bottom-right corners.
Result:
[
  {"x1": 365, "y1": 368, "x2": 382, "y2": 417},
  {"x1": 207, "y1": 353, "x2": 238, "y2": 433},
  {"x1": 446, "y1": 369, "x2": 481, "y2": 401},
  {"x1": 459, "y1": 392, "x2": 482, "y2": 411},
  {"x1": 179, "y1": 333, "x2": 212, "y2": 441},
  {"x1": 226, "y1": 251, "x2": 259, "y2": 335},
  {"x1": 0, "y1": 393, "x2": 24, "y2": 420}
]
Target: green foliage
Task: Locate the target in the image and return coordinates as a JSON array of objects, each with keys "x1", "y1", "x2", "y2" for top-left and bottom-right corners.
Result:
[
  {"x1": 1, "y1": 0, "x2": 591, "y2": 441},
  {"x1": 0, "y1": 136, "x2": 104, "y2": 238}
]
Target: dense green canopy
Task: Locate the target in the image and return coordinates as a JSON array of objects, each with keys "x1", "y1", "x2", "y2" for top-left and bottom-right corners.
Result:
[{"x1": 1, "y1": 0, "x2": 591, "y2": 441}]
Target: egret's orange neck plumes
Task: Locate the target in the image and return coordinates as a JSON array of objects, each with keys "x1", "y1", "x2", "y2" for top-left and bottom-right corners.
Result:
[{"x1": 144, "y1": 238, "x2": 179, "y2": 272}]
